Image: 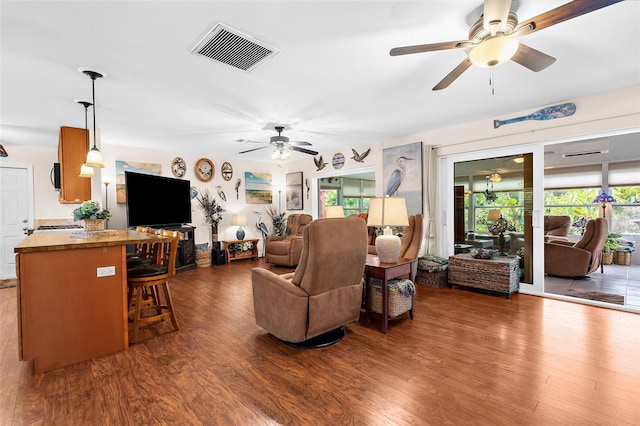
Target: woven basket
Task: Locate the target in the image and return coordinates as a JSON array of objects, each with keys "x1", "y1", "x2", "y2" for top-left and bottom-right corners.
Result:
[
  {"x1": 196, "y1": 250, "x2": 212, "y2": 268},
  {"x1": 602, "y1": 251, "x2": 614, "y2": 265},
  {"x1": 83, "y1": 219, "x2": 105, "y2": 232},
  {"x1": 613, "y1": 251, "x2": 631, "y2": 266},
  {"x1": 370, "y1": 279, "x2": 413, "y2": 317},
  {"x1": 415, "y1": 269, "x2": 448, "y2": 288}
]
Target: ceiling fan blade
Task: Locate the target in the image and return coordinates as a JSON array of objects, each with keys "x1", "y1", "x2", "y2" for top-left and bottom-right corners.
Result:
[
  {"x1": 239, "y1": 146, "x2": 268, "y2": 154},
  {"x1": 515, "y1": 0, "x2": 624, "y2": 36},
  {"x1": 484, "y1": 0, "x2": 512, "y2": 35},
  {"x1": 289, "y1": 146, "x2": 319, "y2": 156},
  {"x1": 511, "y1": 43, "x2": 556, "y2": 72},
  {"x1": 288, "y1": 141, "x2": 312, "y2": 146},
  {"x1": 432, "y1": 57, "x2": 472, "y2": 91},
  {"x1": 236, "y1": 139, "x2": 264, "y2": 144},
  {"x1": 390, "y1": 40, "x2": 472, "y2": 56}
]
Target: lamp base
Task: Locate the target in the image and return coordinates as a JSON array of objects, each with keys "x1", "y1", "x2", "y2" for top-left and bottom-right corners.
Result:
[
  {"x1": 236, "y1": 227, "x2": 245, "y2": 240},
  {"x1": 375, "y1": 233, "x2": 401, "y2": 263}
]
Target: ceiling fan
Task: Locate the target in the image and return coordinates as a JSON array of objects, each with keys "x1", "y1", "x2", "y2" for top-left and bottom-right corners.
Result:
[
  {"x1": 238, "y1": 125, "x2": 318, "y2": 160},
  {"x1": 390, "y1": 0, "x2": 624, "y2": 90}
]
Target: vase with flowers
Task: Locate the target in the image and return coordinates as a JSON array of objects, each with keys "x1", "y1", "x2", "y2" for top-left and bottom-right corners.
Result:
[
  {"x1": 195, "y1": 189, "x2": 225, "y2": 244},
  {"x1": 73, "y1": 200, "x2": 111, "y2": 232}
]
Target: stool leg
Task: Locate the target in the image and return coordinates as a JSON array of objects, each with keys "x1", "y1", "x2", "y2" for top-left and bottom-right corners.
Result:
[
  {"x1": 161, "y1": 282, "x2": 180, "y2": 331},
  {"x1": 131, "y1": 285, "x2": 143, "y2": 344}
]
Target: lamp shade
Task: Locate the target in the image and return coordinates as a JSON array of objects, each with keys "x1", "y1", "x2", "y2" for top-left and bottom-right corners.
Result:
[
  {"x1": 593, "y1": 191, "x2": 616, "y2": 204},
  {"x1": 487, "y1": 209, "x2": 502, "y2": 222},
  {"x1": 325, "y1": 205, "x2": 344, "y2": 218},
  {"x1": 79, "y1": 163, "x2": 94, "y2": 178},
  {"x1": 469, "y1": 36, "x2": 519, "y2": 68},
  {"x1": 232, "y1": 214, "x2": 248, "y2": 226},
  {"x1": 84, "y1": 146, "x2": 104, "y2": 168},
  {"x1": 367, "y1": 197, "x2": 409, "y2": 227}
]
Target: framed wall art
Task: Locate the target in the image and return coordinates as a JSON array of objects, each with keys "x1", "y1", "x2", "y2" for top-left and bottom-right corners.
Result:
[
  {"x1": 115, "y1": 160, "x2": 161, "y2": 204},
  {"x1": 382, "y1": 141, "x2": 423, "y2": 215},
  {"x1": 286, "y1": 172, "x2": 303, "y2": 210},
  {"x1": 245, "y1": 172, "x2": 272, "y2": 204}
]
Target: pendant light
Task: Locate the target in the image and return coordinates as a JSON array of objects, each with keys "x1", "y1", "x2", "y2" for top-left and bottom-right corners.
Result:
[
  {"x1": 77, "y1": 100, "x2": 95, "y2": 177},
  {"x1": 81, "y1": 69, "x2": 105, "y2": 168}
]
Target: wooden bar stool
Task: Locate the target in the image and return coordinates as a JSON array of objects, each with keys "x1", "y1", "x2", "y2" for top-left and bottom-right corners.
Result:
[{"x1": 126, "y1": 229, "x2": 181, "y2": 343}]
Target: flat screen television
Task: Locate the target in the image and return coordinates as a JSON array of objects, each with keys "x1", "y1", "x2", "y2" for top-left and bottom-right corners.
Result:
[{"x1": 125, "y1": 171, "x2": 192, "y2": 227}]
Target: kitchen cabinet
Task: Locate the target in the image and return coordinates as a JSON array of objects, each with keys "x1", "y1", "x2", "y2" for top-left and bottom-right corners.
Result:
[{"x1": 58, "y1": 126, "x2": 91, "y2": 204}]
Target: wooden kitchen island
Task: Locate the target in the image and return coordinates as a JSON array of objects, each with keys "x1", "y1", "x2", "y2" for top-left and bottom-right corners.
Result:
[{"x1": 14, "y1": 230, "x2": 164, "y2": 373}]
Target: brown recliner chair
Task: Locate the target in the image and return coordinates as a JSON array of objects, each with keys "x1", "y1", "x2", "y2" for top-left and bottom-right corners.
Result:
[
  {"x1": 544, "y1": 218, "x2": 607, "y2": 278},
  {"x1": 264, "y1": 214, "x2": 312, "y2": 266},
  {"x1": 368, "y1": 214, "x2": 423, "y2": 260},
  {"x1": 544, "y1": 215, "x2": 571, "y2": 242},
  {"x1": 252, "y1": 217, "x2": 368, "y2": 346}
]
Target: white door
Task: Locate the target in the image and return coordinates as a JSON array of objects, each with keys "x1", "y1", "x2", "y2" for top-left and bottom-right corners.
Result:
[{"x1": 0, "y1": 166, "x2": 32, "y2": 278}]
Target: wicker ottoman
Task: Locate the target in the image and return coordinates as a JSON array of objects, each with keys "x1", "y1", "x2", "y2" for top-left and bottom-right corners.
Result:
[
  {"x1": 416, "y1": 254, "x2": 449, "y2": 288},
  {"x1": 448, "y1": 253, "x2": 519, "y2": 298}
]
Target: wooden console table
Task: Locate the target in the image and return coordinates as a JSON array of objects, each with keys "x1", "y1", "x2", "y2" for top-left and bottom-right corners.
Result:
[{"x1": 224, "y1": 239, "x2": 259, "y2": 263}]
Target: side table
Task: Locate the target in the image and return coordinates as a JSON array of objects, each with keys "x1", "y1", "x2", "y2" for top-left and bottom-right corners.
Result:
[
  {"x1": 223, "y1": 239, "x2": 259, "y2": 263},
  {"x1": 364, "y1": 255, "x2": 416, "y2": 333}
]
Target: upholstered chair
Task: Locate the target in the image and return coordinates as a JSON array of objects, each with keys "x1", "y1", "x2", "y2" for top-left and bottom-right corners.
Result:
[
  {"x1": 252, "y1": 217, "x2": 368, "y2": 346},
  {"x1": 543, "y1": 215, "x2": 571, "y2": 242},
  {"x1": 544, "y1": 218, "x2": 608, "y2": 278},
  {"x1": 264, "y1": 214, "x2": 312, "y2": 266}
]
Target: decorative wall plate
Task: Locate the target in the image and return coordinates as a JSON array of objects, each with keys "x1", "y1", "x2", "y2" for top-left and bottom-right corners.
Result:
[
  {"x1": 195, "y1": 158, "x2": 214, "y2": 182},
  {"x1": 332, "y1": 152, "x2": 345, "y2": 169},
  {"x1": 221, "y1": 161, "x2": 233, "y2": 181},
  {"x1": 171, "y1": 157, "x2": 186, "y2": 178}
]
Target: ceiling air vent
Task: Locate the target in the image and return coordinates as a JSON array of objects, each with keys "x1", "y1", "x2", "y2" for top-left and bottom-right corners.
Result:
[
  {"x1": 191, "y1": 23, "x2": 278, "y2": 72},
  {"x1": 561, "y1": 139, "x2": 609, "y2": 158}
]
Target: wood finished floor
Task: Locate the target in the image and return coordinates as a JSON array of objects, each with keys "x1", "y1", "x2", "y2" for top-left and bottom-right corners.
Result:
[{"x1": 1, "y1": 259, "x2": 639, "y2": 425}]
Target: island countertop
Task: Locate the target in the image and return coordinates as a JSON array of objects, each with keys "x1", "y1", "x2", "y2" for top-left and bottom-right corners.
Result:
[{"x1": 14, "y1": 230, "x2": 164, "y2": 253}]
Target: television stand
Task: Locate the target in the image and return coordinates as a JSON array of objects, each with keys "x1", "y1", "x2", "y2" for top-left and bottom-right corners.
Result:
[{"x1": 165, "y1": 225, "x2": 197, "y2": 272}]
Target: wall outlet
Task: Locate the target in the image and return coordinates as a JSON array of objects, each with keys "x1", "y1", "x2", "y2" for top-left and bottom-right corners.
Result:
[{"x1": 97, "y1": 266, "x2": 115, "y2": 277}]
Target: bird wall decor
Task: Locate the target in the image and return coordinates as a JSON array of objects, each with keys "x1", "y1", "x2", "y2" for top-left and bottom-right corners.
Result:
[
  {"x1": 314, "y1": 155, "x2": 327, "y2": 171},
  {"x1": 386, "y1": 156, "x2": 413, "y2": 196},
  {"x1": 216, "y1": 185, "x2": 227, "y2": 202},
  {"x1": 350, "y1": 147, "x2": 370, "y2": 163},
  {"x1": 235, "y1": 178, "x2": 242, "y2": 200}
]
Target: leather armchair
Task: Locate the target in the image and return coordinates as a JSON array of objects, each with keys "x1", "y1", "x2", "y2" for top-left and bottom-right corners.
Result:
[
  {"x1": 265, "y1": 214, "x2": 312, "y2": 266},
  {"x1": 252, "y1": 217, "x2": 368, "y2": 344},
  {"x1": 544, "y1": 215, "x2": 571, "y2": 241},
  {"x1": 544, "y1": 218, "x2": 607, "y2": 278}
]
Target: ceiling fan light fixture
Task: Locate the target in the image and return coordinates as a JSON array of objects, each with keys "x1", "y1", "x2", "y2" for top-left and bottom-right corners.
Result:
[
  {"x1": 271, "y1": 147, "x2": 290, "y2": 161},
  {"x1": 469, "y1": 37, "x2": 519, "y2": 68}
]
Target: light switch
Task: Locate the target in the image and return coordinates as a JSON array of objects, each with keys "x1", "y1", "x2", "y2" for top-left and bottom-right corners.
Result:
[{"x1": 97, "y1": 266, "x2": 115, "y2": 277}]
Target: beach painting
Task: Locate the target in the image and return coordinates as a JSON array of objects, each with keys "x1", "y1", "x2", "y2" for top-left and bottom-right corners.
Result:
[
  {"x1": 116, "y1": 160, "x2": 162, "y2": 204},
  {"x1": 245, "y1": 172, "x2": 273, "y2": 204}
]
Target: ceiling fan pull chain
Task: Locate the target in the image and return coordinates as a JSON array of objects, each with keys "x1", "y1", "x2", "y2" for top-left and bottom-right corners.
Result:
[{"x1": 490, "y1": 68, "x2": 495, "y2": 96}]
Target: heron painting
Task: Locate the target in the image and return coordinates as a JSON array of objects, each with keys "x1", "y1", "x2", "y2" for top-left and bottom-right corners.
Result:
[{"x1": 382, "y1": 142, "x2": 423, "y2": 215}]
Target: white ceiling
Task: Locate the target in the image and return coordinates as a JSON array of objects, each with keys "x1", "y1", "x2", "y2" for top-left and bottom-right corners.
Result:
[{"x1": 1, "y1": 1, "x2": 639, "y2": 163}]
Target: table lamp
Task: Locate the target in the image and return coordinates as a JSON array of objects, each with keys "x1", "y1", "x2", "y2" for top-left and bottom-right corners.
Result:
[
  {"x1": 488, "y1": 211, "x2": 516, "y2": 256},
  {"x1": 232, "y1": 214, "x2": 248, "y2": 240},
  {"x1": 325, "y1": 205, "x2": 344, "y2": 218},
  {"x1": 367, "y1": 197, "x2": 409, "y2": 263},
  {"x1": 593, "y1": 191, "x2": 616, "y2": 218},
  {"x1": 487, "y1": 209, "x2": 502, "y2": 222}
]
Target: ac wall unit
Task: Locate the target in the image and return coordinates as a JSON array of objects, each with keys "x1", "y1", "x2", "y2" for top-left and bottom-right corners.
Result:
[{"x1": 561, "y1": 140, "x2": 609, "y2": 158}]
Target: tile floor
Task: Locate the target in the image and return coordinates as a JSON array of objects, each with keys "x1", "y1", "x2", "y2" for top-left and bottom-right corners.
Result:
[{"x1": 545, "y1": 262, "x2": 640, "y2": 308}]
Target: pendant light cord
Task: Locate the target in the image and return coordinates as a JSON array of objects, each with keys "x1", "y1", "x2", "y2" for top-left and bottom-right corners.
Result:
[{"x1": 91, "y1": 76, "x2": 97, "y2": 149}]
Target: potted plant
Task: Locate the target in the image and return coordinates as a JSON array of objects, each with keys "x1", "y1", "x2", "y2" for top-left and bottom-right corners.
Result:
[
  {"x1": 195, "y1": 189, "x2": 225, "y2": 244},
  {"x1": 602, "y1": 232, "x2": 622, "y2": 265},
  {"x1": 73, "y1": 200, "x2": 110, "y2": 231}
]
